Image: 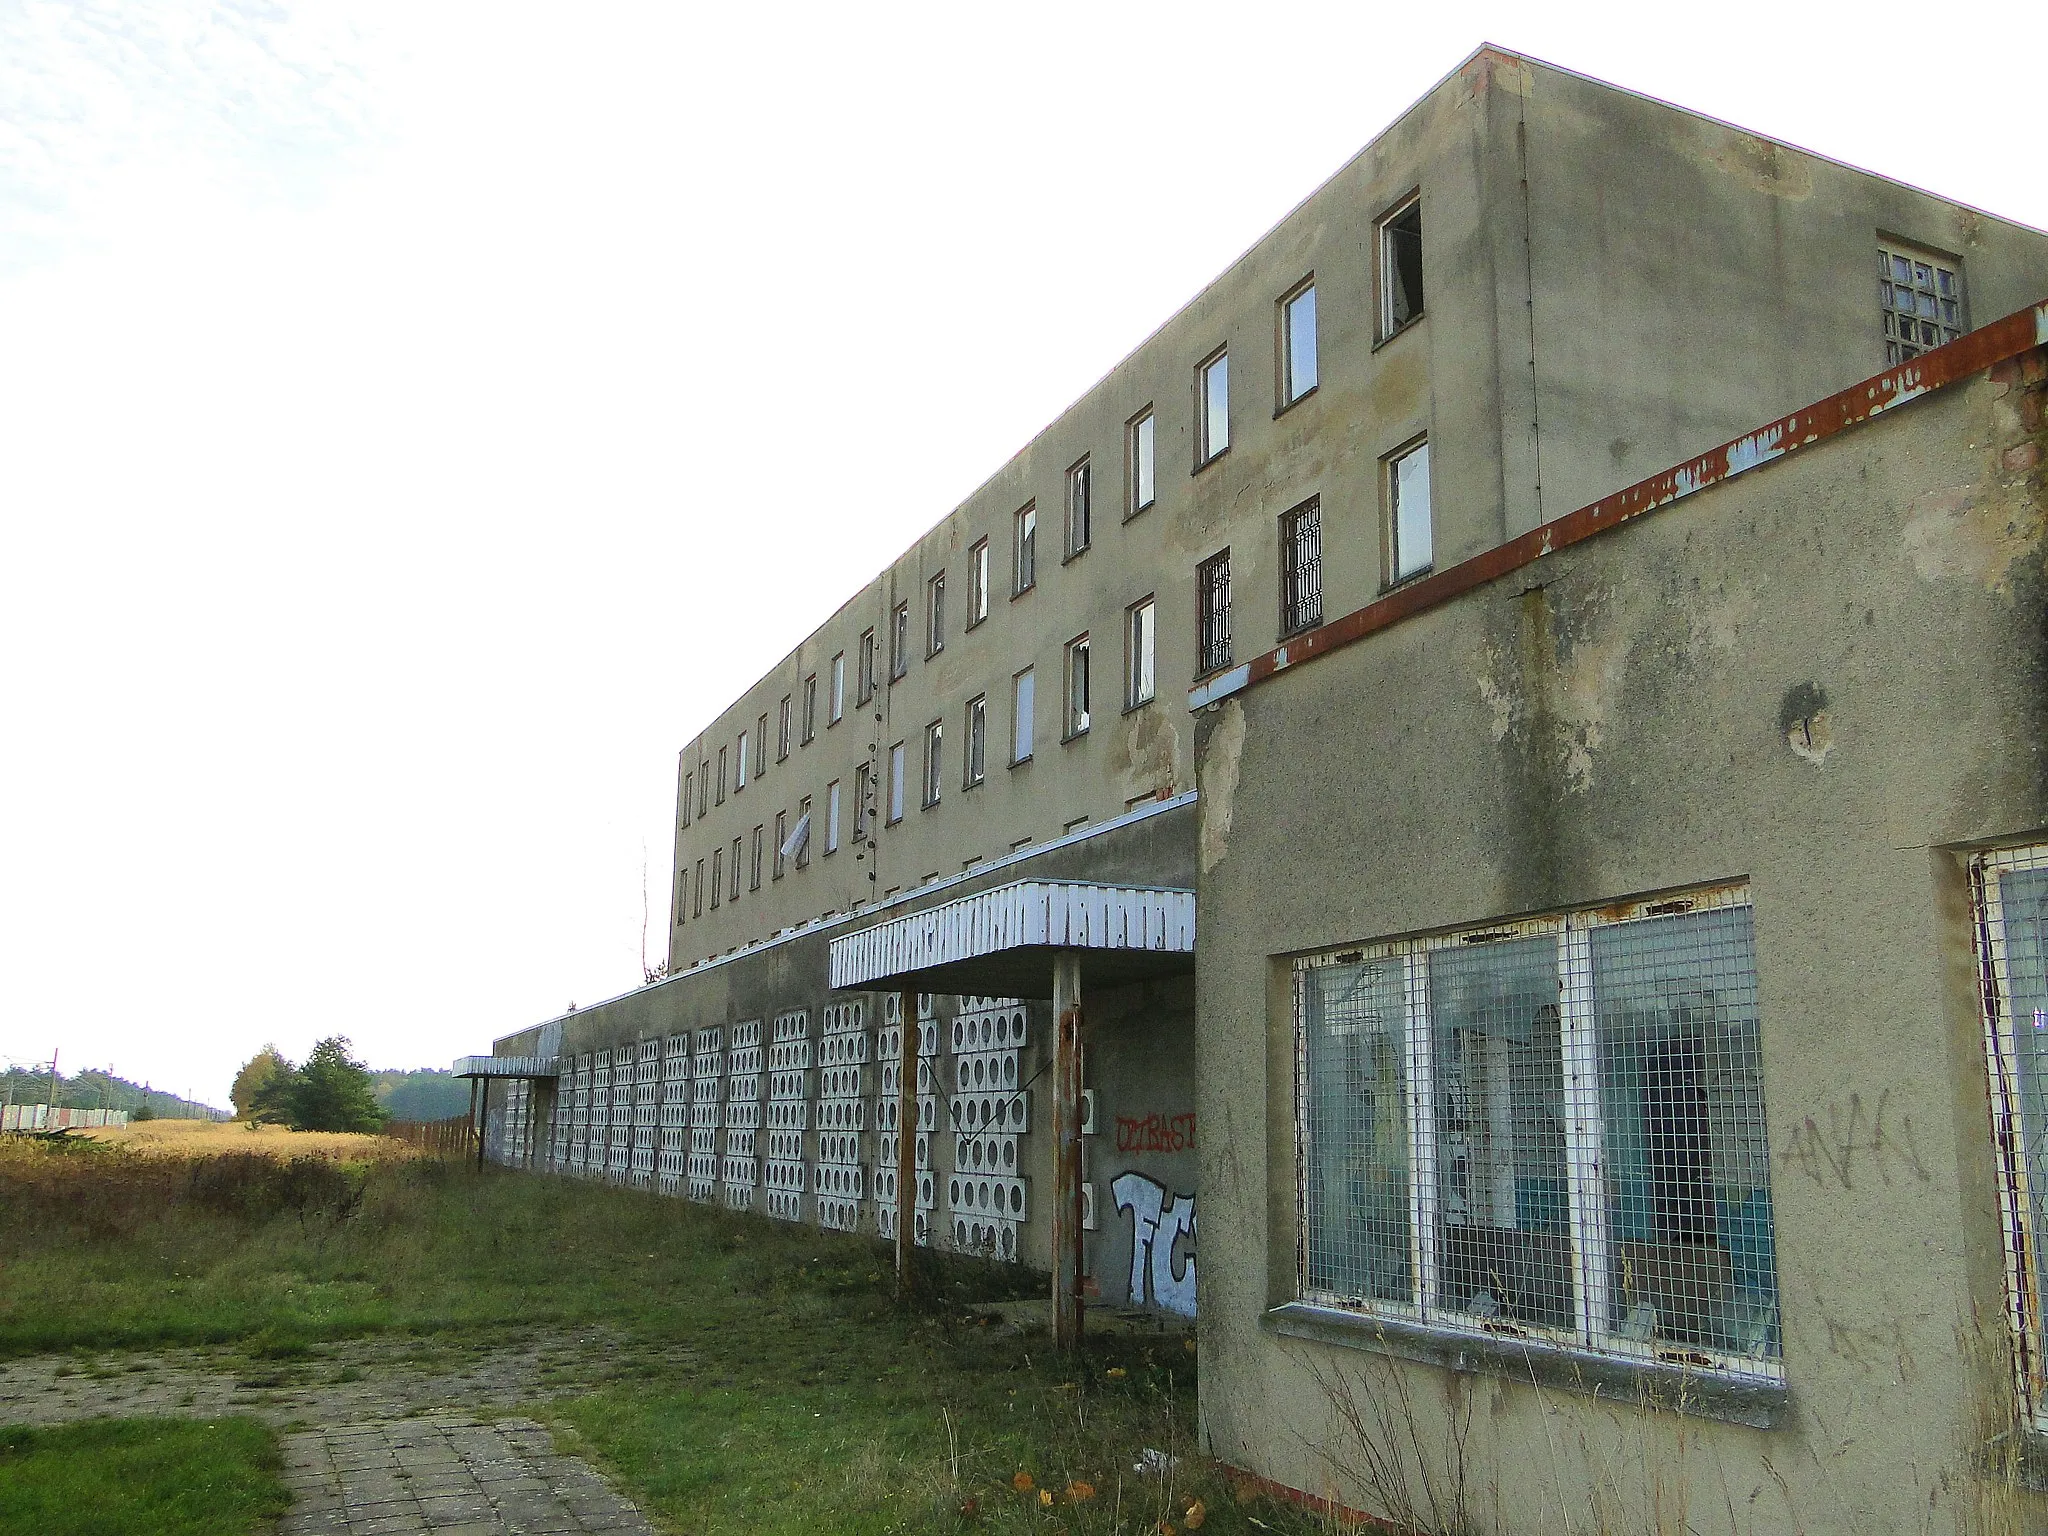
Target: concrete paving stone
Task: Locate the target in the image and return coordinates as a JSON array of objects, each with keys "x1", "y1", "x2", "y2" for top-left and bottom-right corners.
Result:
[{"x1": 277, "y1": 1512, "x2": 351, "y2": 1535}]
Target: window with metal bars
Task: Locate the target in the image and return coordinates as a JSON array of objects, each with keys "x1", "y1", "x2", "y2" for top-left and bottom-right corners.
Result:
[
  {"x1": 1879, "y1": 242, "x2": 1963, "y2": 365},
  {"x1": 1295, "y1": 883, "x2": 1780, "y2": 1377},
  {"x1": 1972, "y1": 843, "x2": 2048, "y2": 1427},
  {"x1": 1197, "y1": 549, "x2": 1232, "y2": 675},
  {"x1": 1279, "y1": 497, "x2": 1322, "y2": 636}
]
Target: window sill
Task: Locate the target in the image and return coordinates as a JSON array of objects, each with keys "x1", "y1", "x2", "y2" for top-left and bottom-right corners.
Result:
[
  {"x1": 1372, "y1": 312, "x2": 1425, "y2": 353},
  {"x1": 1061, "y1": 726, "x2": 1090, "y2": 744},
  {"x1": 966, "y1": 615, "x2": 989, "y2": 632},
  {"x1": 1274, "y1": 384, "x2": 1318, "y2": 419},
  {"x1": 1012, "y1": 585, "x2": 1036, "y2": 602},
  {"x1": 1381, "y1": 566, "x2": 1433, "y2": 595},
  {"x1": 1009, "y1": 754, "x2": 1033, "y2": 770},
  {"x1": 1122, "y1": 695, "x2": 1156, "y2": 717},
  {"x1": 1193, "y1": 662, "x2": 1235, "y2": 684},
  {"x1": 1124, "y1": 500, "x2": 1155, "y2": 523},
  {"x1": 1194, "y1": 446, "x2": 1230, "y2": 475},
  {"x1": 1279, "y1": 618, "x2": 1322, "y2": 642},
  {"x1": 1261, "y1": 1302, "x2": 1787, "y2": 1430},
  {"x1": 1062, "y1": 546, "x2": 1090, "y2": 566},
  {"x1": 963, "y1": 776, "x2": 985, "y2": 793}
]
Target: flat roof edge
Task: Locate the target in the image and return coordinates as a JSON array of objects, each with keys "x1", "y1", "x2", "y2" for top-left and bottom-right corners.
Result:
[{"x1": 1190, "y1": 299, "x2": 2048, "y2": 711}]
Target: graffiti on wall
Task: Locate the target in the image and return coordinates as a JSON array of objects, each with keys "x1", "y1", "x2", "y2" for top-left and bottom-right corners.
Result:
[
  {"x1": 1114, "y1": 1111, "x2": 1196, "y2": 1153},
  {"x1": 1112, "y1": 1171, "x2": 1196, "y2": 1316}
]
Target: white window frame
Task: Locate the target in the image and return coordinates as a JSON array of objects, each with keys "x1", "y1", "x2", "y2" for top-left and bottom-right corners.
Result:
[
  {"x1": 736, "y1": 732, "x2": 750, "y2": 790},
  {"x1": 1973, "y1": 842, "x2": 2048, "y2": 1429},
  {"x1": 1379, "y1": 193, "x2": 1424, "y2": 339},
  {"x1": 1126, "y1": 597, "x2": 1156, "y2": 708},
  {"x1": 1292, "y1": 880, "x2": 1780, "y2": 1384},
  {"x1": 829, "y1": 654, "x2": 845, "y2": 724},
  {"x1": 1389, "y1": 438, "x2": 1432, "y2": 584}
]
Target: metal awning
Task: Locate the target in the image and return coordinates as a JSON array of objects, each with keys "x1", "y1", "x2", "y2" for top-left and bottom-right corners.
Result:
[
  {"x1": 453, "y1": 1055, "x2": 560, "y2": 1079},
  {"x1": 828, "y1": 880, "x2": 1195, "y2": 999}
]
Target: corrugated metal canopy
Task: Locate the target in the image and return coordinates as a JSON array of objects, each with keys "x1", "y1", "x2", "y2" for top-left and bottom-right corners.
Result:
[
  {"x1": 828, "y1": 880, "x2": 1195, "y2": 999},
  {"x1": 453, "y1": 1055, "x2": 560, "y2": 1079}
]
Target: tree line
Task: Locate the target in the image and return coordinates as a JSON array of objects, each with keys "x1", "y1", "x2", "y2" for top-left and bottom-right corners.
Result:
[{"x1": 230, "y1": 1037, "x2": 390, "y2": 1134}]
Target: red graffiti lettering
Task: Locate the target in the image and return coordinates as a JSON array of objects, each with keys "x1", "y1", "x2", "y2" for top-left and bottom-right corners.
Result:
[{"x1": 1114, "y1": 1112, "x2": 1196, "y2": 1154}]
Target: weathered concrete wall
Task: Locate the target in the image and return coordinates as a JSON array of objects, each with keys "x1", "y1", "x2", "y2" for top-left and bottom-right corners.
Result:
[
  {"x1": 490, "y1": 801, "x2": 1198, "y2": 1310},
  {"x1": 1194, "y1": 352, "x2": 2048, "y2": 1532}
]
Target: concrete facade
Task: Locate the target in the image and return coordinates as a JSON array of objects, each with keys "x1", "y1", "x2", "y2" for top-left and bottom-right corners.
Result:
[{"x1": 1193, "y1": 326, "x2": 2048, "y2": 1531}]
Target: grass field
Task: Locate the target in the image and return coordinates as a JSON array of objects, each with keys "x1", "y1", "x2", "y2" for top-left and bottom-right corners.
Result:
[
  {"x1": 0, "y1": 1135, "x2": 1322, "y2": 1535},
  {"x1": 0, "y1": 1417, "x2": 289, "y2": 1536}
]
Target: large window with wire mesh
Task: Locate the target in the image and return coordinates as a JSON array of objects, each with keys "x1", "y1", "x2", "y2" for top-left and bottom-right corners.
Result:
[
  {"x1": 1878, "y1": 241, "x2": 1963, "y2": 365},
  {"x1": 1971, "y1": 842, "x2": 2048, "y2": 1427},
  {"x1": 1294, "y1": 882, "x2": 1780, "y2": 1377}
]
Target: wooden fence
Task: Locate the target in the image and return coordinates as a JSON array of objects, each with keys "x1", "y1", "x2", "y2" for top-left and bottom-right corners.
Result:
[{"x1": 383, "y1": 1114, "x2": 473, "y2": 1157}]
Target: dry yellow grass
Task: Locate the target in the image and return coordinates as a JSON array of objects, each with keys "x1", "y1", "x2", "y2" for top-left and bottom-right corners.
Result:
[{"x1": 86, "y1": 1118, "x2": 417, "y2": 1161}]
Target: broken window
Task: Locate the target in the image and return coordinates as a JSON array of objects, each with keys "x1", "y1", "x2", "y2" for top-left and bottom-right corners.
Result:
[
  {"x1": 1197, "y1": 549, "x2": 1232, "y2": 675},
  {"x1": 1296, "y1": 885, "x2": 1779, "y2": 1374},
  {"x1": 1381, "y1": 196, "x2": 1423, "y2": 336},
  {"x1": 923, "y1": 720, "x2": 943, "y2": 808},
  {"x1": 1879, "y1": 241, "x2": 1964, "y2": 365},
  {"x1": 890, "y1": 603, "x2": 909, "y2": 681},
  {"x1": 1064, "y1": 634, "x2": 1090, "y2": 738},
  {"x1": 1279, "y1": 497, "x2": 1322, "y2": 635},
  {"x1": 1973, "y1": 843, "x2": 2048, "y2": 1426}
]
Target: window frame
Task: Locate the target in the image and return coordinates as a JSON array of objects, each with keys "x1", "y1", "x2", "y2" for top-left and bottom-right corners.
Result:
[
  {"x1": 697, "y1": 857, "x2": 708, "y2": 916},
  {"x1": 825, "y1": 782, "x2": 840, "y2": 854},
  {"x1": 773, "y1": 811, "x2": 787, "y2": 880},
  {"x1": 802, "y1": 675, "x2": 818, "y2": 744},
  {"x1": 1063, "y1": 633, "x2": 1091, "y2": 741},
  {"x1": 829, "y1": 654, "x2": 845, "y2": 725},
  {"x1": 1279, "y1": 495, "x2": 1323, "y2": 637},
  {"x1": 887, "y1": 741, "x2": 906, "y2": 825},
  {"x1": 1065, "y1": 457, "x2": 1092, "y2": 560},
  {"x1": 682, "y1": 771, "x2": 694, "y2": 828},
  {"x1": 1378, "y1": 192, "x2": 1424, "y2": 341},
  {"x1": 709, "y1": 847, "x2": 722, "y2": 909},
  {"x1": 794, "y1": 795, "x2": 811, "y2": 868},
  {"x1": 968, "y1": 539, "x2": 990, "y2": 627},
  {"x1": 922, "y1": 719, "x2": 943, "y2": 808},
  {"x1": 1014, "y1": 504, "x2": 1037, "y2": 596},
  {"x1": 749, "y1": 825, "x2": 763, "y2": 891},
  {"x1": 1125, "y1": 595, "x2": 1157, "y2": 709},
  {"x1": 858, "y1": 629, "x2": 877, "y2": 705},
  {"x1": 1196, "y1": 548, "x2": 1232, "y2": 677},
  {"x1": 777, "y1": 697, "x2": 791, "y2": 761},
  {"x1": 1388, "y1": 437, "x2": 1433, "y2": 586},
  {"x1": 1878, "y1": 238, "x2": 1966, "y2": 365},
  {"x1": 964, "y1": 694, "x2": 987, "y2": 788},
  {"x1": 1291, "y1": 880, "x2": 1778, "y2": 1383},
  {"x1": 716, "y1": 746, "x2": 728, "y2": 804},
  {"x1": 1127, "y1": 408, "x2": 1156, "y2": 519},
  {"x1": 853, "y1": 762, "x2": 872, "y2": 843},
  {"x1": 729, "y1": 837, "x2": 742, "y2": 902},
  {"x1": 736, "y1": 732, "x2": 749, "y2": 791},
  {"x1": 890, "y1": 603, "x2": 910, "y2": 682},
  {"x1": 1011, "y1": 666, "x2": 1036, "y2": 766},
  {"x1": 927, "y1": 571, "x2": 946, "y2": 657},
  {"x1": 1196, "y1": 348, "x2": 1230, "y2": 467},
  {"x1": 1279, "y1": 276, "x2": 1318, "y2": 410}
]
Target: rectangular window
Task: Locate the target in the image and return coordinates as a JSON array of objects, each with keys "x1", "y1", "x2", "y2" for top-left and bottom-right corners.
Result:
[
  {"x1": 964, "y1": 695, "x2": 987, "y2": 787},
  {"x1": 1296, "y1": 884, "x2": 1778, "y2": 1376},
  {"x1": 795, "y1": 795, "x2": 811, "y2": 867},
  {"x1": 717, "y1": 747, "x2": 728, "y2": 804},
  {"x1": 1879, "y1": 240, "x2": 1964, "y2": 364},
  {"x1": 674, "y1": 864, "x2": 686, "y2": 925},
  {"x1": 730, "y1": 838, "x2": 742, "y2": 901},
  {"x1": 1197, "y1": 549, "x2": 1232, "y2": 675},
  {"x1": 1014, "y1": 504, "x2": 1037, "y2": 594},
  {"x1": 710, "y1": 848, "x2": 722, "y2": 909},
  {"x1": 698, "y1": 762, "x2": 708, "y2": 819},
  {"x1": 1974, "y1": 844, "x2": 2048, "y2": 1427},
  {"x1": 858, "y1": 629, "x2": 876, "y2": 704},
  {"x1": 802, "y1": 675, "x2": 817, "y2": 743},
  {"x1": 1381, "y1": 195, "x2": 1423, "y2": 337},
  {"x1": 830, "y1": 654, "x2": 845, "y2": 724},
  {"x1": 1064, "y1": 634, "x2": 1090, "y2": 738},
  {"x1": 695, "y1": 858, "x2": 706, "y2": 917},
  {"x1": 777, "y1": 697, "x2": 791, "y2": 761},
  {"x1": 758, "y1": 714, "x2": 769, "y2": 775},
  {"x1": 887, "y1": 741, "x2": 906, "y2": 824},
  {"x1": 969, "y1": 539, "x2": 990, "y2": 626},
  {"x1": 1128, "y1": 409, "x2": 1156, "y2": 517},
  {"x1": 1279, "y1": 496, "x2": 1323, "y2": 635},
  {"x1": 1065, "y1": 458, "x2": 1091, "y2": 558},
  {"x1": 826, "y1": 781, "x2": 841, "y2": 853},
  {"x1": 750, "y1": 825, "x2": 763, "y2": 890},
  {"x1": 927, "y1": 572, "x2": 945, "y2": 656},
  {"x1": 1126, "y1": 596, "x2": 1156, "y2": 708},
  {"x1": 682, "y1": 771, "x2": 694, "y2": 827},
  {"x1": 1012, "y1": 667, "x2": 1036, "y2": 764},
  {"x1": 1198, "y1": 350, "x2": 1229, "y2": 463},
  {"x1": 1282, "y1": 280, "x2": 1318, "y2": 405},
  {"x1": 773, "y1": 812, "x2": 787, "y2": 879},
  {"x1": 854, "y1": 763, "x2": 872, "y2": 841},
  {"x1": 1390, "y1": 440, "x2": 1433, "y2": 583},
  {"x1": 923, "y1": 720, "x2": 943, "y2": 807},
  {"x1": 890, "y1": 604, "x2": 909, "y2": 680},
  {"x1": 736, "y1": 732, "x2": 749, "y2": 791}
]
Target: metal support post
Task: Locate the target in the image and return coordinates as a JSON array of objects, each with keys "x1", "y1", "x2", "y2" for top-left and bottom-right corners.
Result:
[{"x1": 1052, "y1": 952, "x2": 1085, "y2": 1351}]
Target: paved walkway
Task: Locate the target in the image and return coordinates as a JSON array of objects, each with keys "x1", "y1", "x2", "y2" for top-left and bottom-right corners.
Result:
[{"x1": 278, "y1": 1415, "x2": 657, "y2": 1535}]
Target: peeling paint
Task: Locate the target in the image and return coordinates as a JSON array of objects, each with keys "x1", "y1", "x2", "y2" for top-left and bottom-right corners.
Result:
[
  {"x1": 1198, "y1": 699, "x2": 1244, "y2": 875},
  {"x1": 1901, "y1": 482, "x2": 2046, "y2": 591}
]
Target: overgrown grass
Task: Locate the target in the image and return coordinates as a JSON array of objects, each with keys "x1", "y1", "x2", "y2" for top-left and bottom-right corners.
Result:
[
  {"x1": 0, "y1": 1417, "x2": 289, "y2": 1536},
  {"x1": 0, "y1": 1139, "x2": 1318, "y2": 1534}
]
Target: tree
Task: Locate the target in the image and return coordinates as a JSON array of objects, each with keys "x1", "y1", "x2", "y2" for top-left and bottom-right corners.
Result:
[
  {"x1": 247, "y1": 1038, "x2": 389, "y2": 1133},
  {"x1": 230, "y1": 1045, "x2": 289, "y2": 1122}
]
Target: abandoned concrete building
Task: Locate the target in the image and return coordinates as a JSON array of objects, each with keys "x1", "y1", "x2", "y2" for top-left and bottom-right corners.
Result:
[{"x1": 460, "y1": 45, "x2": 2048, "y2": 1534}]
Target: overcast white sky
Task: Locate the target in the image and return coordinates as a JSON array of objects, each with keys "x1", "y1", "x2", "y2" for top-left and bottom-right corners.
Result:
[{"x1": 3, "y1": 0, "x2": 2044, "y2": 1106}]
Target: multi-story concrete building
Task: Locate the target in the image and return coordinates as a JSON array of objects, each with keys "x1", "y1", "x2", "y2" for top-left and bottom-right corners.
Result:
[{"x1": 461, "y1": 45, "x2": 2048, "y2": 1531}]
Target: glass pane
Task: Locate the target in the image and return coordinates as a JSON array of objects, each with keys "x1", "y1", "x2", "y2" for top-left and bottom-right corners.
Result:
[
  {"x1": 1428, "y1": 936, "x2": 1572, "y2": 1329},
  {"x1": 1014, "y1": 670, "x2": 1034, "y2": 760},
  {"x1": 1592, "y1": 905, "x2": 1777, "y2": 1361},
  {"x1": 1132, "y1": 602, "x2": 1155, "y2": 703},
  {"x1": 2001, "y1": 869, "x2": 2048, "y2": 1367},
  {"x1": 1134, "y1": 415, "x2": 1155, "y2": 508},
  {"x1": 1302, "y1": 960, "x2": 1414, "y2": 1304},
  {"x1": 1393, "y1": 445, "x2": 1433, "y2": 579},
  {"x1": 1204, "y1": 355, "x2": 1229, "y2": 455},
  {"x1": 1288, "y1": 286, "x2": 1318, "y2": 399}
]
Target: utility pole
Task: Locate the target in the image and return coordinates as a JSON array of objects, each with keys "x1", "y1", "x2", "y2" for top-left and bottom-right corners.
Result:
[{"x1": 47, "y1": 1049, "x2": 59, "y2": 1117}]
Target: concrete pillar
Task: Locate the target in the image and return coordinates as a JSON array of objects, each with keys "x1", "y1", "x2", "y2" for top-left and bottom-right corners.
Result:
[
  {"x1": 1052, "y1": 952, "x2": 1085, "y2": 1351},
  {"x1": 895, "y1": 987, "x2": 919, "y2": 1297}
]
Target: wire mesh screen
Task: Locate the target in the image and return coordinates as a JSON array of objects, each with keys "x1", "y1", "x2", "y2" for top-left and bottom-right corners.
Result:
[
  {"x1": 1301, "y1": 958, "x2": 1413, "y2": 1306},
  {"x1": 1977, "y1": 847, "x2": 2048, "y2": 1417},
  {"x1": 1296, "y1": 884, "x2": 1777, "y2": 1377},
  {"x1": 1591, "y1": 905, "x2": 1777, "y2": 1361},
  {"x1": 1430, "y1": 936, "x2": 1573, "y2": 1331}
]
